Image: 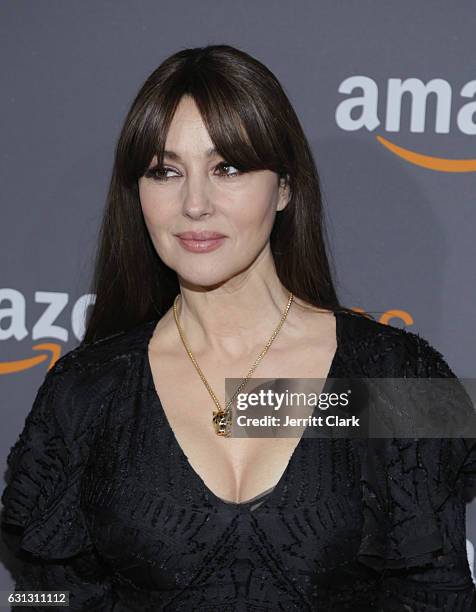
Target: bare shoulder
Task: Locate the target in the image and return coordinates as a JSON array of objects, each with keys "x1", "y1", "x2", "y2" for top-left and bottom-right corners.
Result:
[
  {"x1": 148, "y1": 307, "x2": 179, "y2": 356},
  {"x1": 284, "y1": 297, "x2": 337, "y2": 348}
]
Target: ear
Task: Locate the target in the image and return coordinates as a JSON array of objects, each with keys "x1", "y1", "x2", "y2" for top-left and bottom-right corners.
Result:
[{"x1": 277, "y1": 174, "x2": 291, "y2": 212}]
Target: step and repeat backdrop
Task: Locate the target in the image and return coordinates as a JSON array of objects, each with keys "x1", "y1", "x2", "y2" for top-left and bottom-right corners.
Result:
[{"x1": 1, "y1": 0, "x2": 475, "y2": 592}]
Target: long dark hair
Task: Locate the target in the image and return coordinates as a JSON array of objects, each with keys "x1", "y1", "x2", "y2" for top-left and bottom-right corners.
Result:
[{"x1": 82, "y1": 44, "x2": 357, "y2": 345}]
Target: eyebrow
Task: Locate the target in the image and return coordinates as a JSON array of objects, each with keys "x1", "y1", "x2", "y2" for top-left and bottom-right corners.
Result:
[{"x1": 162, "y1": 147, "x2": 218, "y2": 161}]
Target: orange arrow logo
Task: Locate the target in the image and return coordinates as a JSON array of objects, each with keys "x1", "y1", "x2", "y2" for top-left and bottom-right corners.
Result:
[
  {"x1": 377, "y1": 135, "x2": 476, "y2": 172},
  {"x1": 0, "y1": 343, "x2": 62, "y2": 375}
]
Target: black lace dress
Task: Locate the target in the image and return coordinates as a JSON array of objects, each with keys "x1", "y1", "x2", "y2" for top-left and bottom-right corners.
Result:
[{"x1": 1, "y1": 310, "x2": 476, "y2": 611}]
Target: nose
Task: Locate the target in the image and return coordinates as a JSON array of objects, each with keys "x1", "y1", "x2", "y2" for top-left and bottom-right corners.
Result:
[{"x1": 181, "y1": 169, "x2": 214, "y2": 220}]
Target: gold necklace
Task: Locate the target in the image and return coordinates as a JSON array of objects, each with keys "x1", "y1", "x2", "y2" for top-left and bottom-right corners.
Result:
[{"x1": 173, "y1": 291, "x2": 294, "y2": 437}]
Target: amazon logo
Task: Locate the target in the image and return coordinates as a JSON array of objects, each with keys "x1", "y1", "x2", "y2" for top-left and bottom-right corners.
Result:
[
  {"x1": 336, "y1": 76, "x2": 476, "y2": 172},
  {"x1": 0, "y1": 289, "x2": 95, "y2": 375}
]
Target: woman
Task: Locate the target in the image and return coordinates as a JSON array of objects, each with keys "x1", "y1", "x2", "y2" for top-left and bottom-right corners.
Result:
[{"x1": 1, "y1": 45, "x2": 475, "y2": 611}]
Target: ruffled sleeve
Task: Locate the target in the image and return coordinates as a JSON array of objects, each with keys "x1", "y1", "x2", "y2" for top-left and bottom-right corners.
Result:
[
  {"x1": 409, "y1": 333, "x2": 476, "y2": 505},
  {"x1": 356, "y1": 332, "x2": 476, "y2": 610},
  {"x1": 1, "y1": 360, "x2": 115, "y2": 611}
]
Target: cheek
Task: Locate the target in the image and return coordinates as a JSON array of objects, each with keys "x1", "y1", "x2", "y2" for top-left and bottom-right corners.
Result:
[
  {"x1": 138, "y1": 179, "x2": 277, "y2": 250},
  {"x1": 139, "y1": 185, "x2": 173, "y2": 235},
  {"x1": 140, "y1": 186, "x2": 160, "y2": 223},
  {"x1": 233, "y1": 193, "x2": 277, "y2": 237},
  {"x1": 138, "y1": 189, "x2": 176, "y2": 265}
]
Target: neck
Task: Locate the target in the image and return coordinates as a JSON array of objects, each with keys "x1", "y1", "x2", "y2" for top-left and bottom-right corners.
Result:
[{"x1": 176, "y1": 251, "x2": 292, "y2": 358}]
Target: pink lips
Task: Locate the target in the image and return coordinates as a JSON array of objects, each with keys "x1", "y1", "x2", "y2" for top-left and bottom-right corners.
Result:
[{"x1": 175, "y1": 231, "x2": 227, "y2": 253}]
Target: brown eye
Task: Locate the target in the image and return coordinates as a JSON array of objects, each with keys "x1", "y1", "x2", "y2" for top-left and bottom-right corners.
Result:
[
  {"x1": 144, "y1": 166, "x2": 180, "y2": 181},
  {"x1": 215, "y1": 162, "x2": 241, "y2": 178}
]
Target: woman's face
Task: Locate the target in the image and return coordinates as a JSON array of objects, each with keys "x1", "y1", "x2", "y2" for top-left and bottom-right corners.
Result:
[{"x1": 138, "y1": 95, "x2": 289, "y2": 288}]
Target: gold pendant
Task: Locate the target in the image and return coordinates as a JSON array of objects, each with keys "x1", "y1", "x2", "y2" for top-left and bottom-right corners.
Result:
[{"x1": 212, "y1": 408, "x2": 231, "y2": 437}]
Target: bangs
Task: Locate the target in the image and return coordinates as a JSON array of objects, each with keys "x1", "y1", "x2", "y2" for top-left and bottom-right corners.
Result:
[{"x1": 122, "y1": 62, "x2": 288, "y2": 186}]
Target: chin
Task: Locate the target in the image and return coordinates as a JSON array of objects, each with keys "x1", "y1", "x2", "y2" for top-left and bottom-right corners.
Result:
[{"x1": 176, "y1": 262, "x2": 249, "y2": 290}]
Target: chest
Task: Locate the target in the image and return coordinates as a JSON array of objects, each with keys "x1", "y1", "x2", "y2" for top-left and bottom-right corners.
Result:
[
  {"x1": 147, "y1": 339, "x2": 338, "y2": 504},
  {"x1": 82, "y1": 427, "x2": 365, "y2": 603}
]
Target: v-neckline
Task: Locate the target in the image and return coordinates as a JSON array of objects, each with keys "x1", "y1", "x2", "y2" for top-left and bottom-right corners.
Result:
[{"x1": 143, "y1": 309, "x2": 343, "y2": 510}]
